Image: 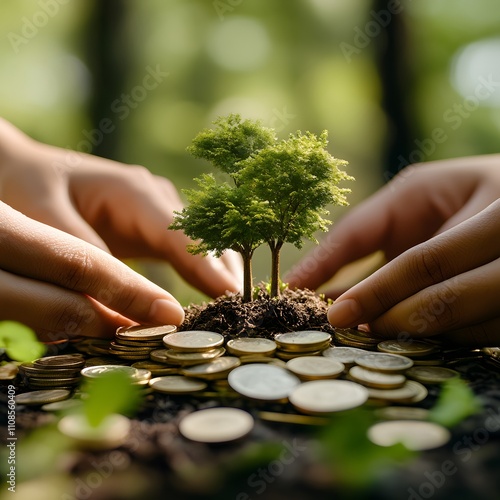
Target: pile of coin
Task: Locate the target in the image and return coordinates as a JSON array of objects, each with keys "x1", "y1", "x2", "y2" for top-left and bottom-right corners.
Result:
[
  {"x1": 274, "y1": 330, "x2": 332, "y2": 360},
  {"x1": 334, "y1": 328, "x2": 380, "y2": 350},
  {"x1": 109, "y1": 325, "x2": 177, "y2": 361},
  {"x1": 18, "y1": 354, "x2": 85, "y2": 390}
]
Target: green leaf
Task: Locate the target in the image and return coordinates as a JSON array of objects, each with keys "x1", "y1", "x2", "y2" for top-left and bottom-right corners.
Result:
[
  {"x1": 82, "y1": 370, "x2": 142, "y2": 427},
  {"x1": 0, "y1": 321, "x2": 46, "y2": 361},
  {"x1": 428, "y1": 377, "x2": 482, "y2": 428}
]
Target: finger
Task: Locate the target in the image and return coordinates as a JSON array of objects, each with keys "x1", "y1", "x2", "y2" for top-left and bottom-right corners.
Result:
[
  {"x1": 327, "y1": 200, "x2": 500, "y2": 328},
  {"x1": 0, "y1": 270, "x2": 133, "y2": 340},
  {"x1": 438, "y1": 317, "x2": 500, "y2": 347},
  {"x1": 219, "y1": 250, "x2": 244, "y2": 287},
  {"x1": 0, "y1": 203, "x2": 185, "y2": 326},
  {"x1": 367, "y1": 259, "x2": 500, "y2": 337}
]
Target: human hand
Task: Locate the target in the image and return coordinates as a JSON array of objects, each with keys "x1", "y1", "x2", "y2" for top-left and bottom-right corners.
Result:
[
  {"x1": 0, "y1": 118, "x2": 242, "y2": 298},
  {"x1": 286, "y1": 155, "x2": 500, "y2": 294},
  {"x1": 0, "y1": 201, "x2": 185, "y2": 341},
  {"x1": 285, "y1": 156, "x2": 500, "y2": 345},
  {"x1": 327, "y1": 199, "x2": 500, "y2": 346}
]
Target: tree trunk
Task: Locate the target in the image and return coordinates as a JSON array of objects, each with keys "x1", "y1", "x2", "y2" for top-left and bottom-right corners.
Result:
[
  {"x1": 242, "y1": 251, "x2": 253, "y2": 302},
  {"x1": 269, "y1": 241, "x2": 283, "y2": 298}
]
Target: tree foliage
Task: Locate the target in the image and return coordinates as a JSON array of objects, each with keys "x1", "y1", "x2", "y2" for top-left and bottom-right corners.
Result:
[{"x1": 171, "y1": 114, "x2": 353, "y2": 302}]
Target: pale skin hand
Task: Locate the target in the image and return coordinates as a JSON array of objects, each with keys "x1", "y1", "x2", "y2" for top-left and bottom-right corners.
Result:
[
  {"x1": 286, "y1": 156, "x2": 500, "y2": 346},
  {"x1": 0, "y1": 118, "x2": 242, "y2": 300},
  {"x1": 0, "y1": 200, "x2": 186, "y2": 341}
]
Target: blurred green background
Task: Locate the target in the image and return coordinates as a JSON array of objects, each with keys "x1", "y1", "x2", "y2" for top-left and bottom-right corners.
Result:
[{"x1": 1, "y1": 0, "x2": 500, "y2": 305}]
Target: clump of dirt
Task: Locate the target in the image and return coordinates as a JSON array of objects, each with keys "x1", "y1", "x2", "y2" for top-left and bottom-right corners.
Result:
[{"x1": 180, "y1": 286, "x2": 334, "y2": 340}]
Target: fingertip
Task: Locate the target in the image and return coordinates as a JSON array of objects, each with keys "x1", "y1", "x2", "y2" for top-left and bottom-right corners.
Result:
[
  {"x1": 327, "y1": 297, "x2": 363, "y2": 327},
  {"x1": 148, "y1": 298, "x2": 185, "y2": 326}
]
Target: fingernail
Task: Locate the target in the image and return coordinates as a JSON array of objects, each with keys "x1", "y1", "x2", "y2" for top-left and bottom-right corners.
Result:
[
  {"x1": 149, "y1": 299, "x2": 185, "y2": 326},
  {"x1": 327, "y1": 298, "x2": 362, "y2": 327}
]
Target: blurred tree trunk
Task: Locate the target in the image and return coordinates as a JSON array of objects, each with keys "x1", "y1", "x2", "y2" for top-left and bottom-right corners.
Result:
[
  {"x1": 84, "y1": 0, "x2": 129, "y2": 160},
  {"x1": 373, "y1": 0, "x2": 417, "y2": 182}
]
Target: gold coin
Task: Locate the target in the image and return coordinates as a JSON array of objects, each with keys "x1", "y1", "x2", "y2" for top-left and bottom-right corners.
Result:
[
  {"x1": 19, "y1": 363, "x2": 80, "y2": 378},
  {"x1": 116, "y1": 324, "x2": 177, "y2": 341},
  {"x1": 377, "y1": 340, "x2": 439, "y2": 357},
  {"x1": 322, "y1": 346, "x2": 367, "y2": 365},
  {"x1": 228, "y1": 364, "x2": 301, "y2": 401},
  {"x1": 274, "y1": 331, "x2": 331, "y2": 352},
  {"x1": 163, "y1": 330, "x2": 224, "y2": 352},
  {"x1": 368, "y1": 420, "x2": 450, "y2": 450},
  {"x1": 58, "y1": 413, "x2": 131, "y2": 450},
  {"x1": 367, "y1": 380, "x2": 428, "y2": 403},
  {"x1": 349, "y1": 366, "x2": 406, "y2": 389},
  {"x1": 164, "y1": 347, "x2": 226, "y2": 365},
  {"x1": 109, "y1": 342, "x2": 154, "y2": 352},
  {"x1": 238, "y1": 356, "x2": 286, "y2": 368},
  {"x1": 181, "y1": 357, "x2": 241, "y2": 380},
  {"x1": 131, "y1": 361, "x2": 179, "y2": 376},
  {"x1": 276, "y1": 349, "x2": 325, "y2": 361},
  {"x1": 16, "y1": 389, "x2": 71, "y2": 405},
  {"x1": 374, "y1": 406, "x2": 430, "y2": 421},
  {"x1": 149, "y1": 349, "x2": 176, "y2": 364},
  {"x1": 149, "y1": 375, "x2": 207, "y2": 394},
  {"x1": 258, "y1": 411, "x2": 330, "y2": 426},
  {"x1": 26, "y1": 377, "x2": 80, "y2": 387},
  {"x1": 34, "y1": 354, "x2": 85, "y2": 369},
  {"x1": 80, "y1": 365, "x2": 140, "y2": 380},
  {"x1": 405, "y1": 366, "x2": 459, "y2": 384},
  {"x1": 289, "y1": 380, "x2": 368, "y2": 415},
  {"x1": 113, "y1": 339, "x2": 163, "y2": 348},
  {"x1": 179, "y1": 407, "x2": 254, "y2": 443},
  {"x1": 356, "y1": 353, "x2": 414, "y2": 373},
  {"x1": 0, "y1": 362, "x2": 19, "y2": 380},
  {"x1": 226, "y1": 338, "x2": 277, "y2": 357},
  {"x1": 286, "y1": 356, "x2": 344, "y2": 380},
  {"x1": 335, "y1": 328, "x2": 380, "y2": 345}
]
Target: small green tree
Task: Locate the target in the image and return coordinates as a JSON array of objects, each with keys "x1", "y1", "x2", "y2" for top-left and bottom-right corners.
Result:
[
  {"x1": 188, "y1": 114, "x2": 276, "y2": 181},
  {"x1": 170, "y1": 174, "x2": 273, "y2": 302},
  {"x1": 236, "y1": 131, "x2": 353, "y2": 297}
]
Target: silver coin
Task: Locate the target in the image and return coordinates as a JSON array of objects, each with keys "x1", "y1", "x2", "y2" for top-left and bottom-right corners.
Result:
[
  {"x1": 179, "y1": 407, "x2": 254, "y2": 443},
  {"x1": 322, "y1": 346, "x2": 367, "y2": 364},
  {"x1": 163, "y1": 330, "x2": 224, "y2": 352},
  {"x1": 286, "y1": 356, "x2": 344, "y2": 380},
  {"x1": 356, "y1": 353, "x2": 413, "y2": 372},
  {"x1": 289, "y1": 380, "x2": 368, "y2": 414},
  {"x1": 228, "y1": 364, "x2": 301, "y2": 401},
  {"x1": 368, "y1": 420, "x2": 450, "y2": 450}
]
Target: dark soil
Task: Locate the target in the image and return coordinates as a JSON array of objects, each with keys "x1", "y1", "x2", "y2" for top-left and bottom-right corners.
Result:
[{"x1": 179, "y1": 286, "x2": 335, "y2": 339}]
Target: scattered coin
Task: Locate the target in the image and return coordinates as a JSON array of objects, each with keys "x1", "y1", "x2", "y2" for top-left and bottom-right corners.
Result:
[
  {"x1": 16, "y1": 389, "x2": 71, "y2": 405},
  {"x1": 226, "y1": 338, "x2": 277, "y2": 357},
  {"x1": 150, "y1": 349, "x2": 175, "y2": 364},
  {"x1": 286, "y1": 356, "x2": 344, "y2": 380},
  {"x1": 367, "y1": 380, "x2": 428, "y2": 403},
  {"x1": 163, "y1": 330, "x2": 224, "y2": 352},
  {"x1": 179, "y1": 407, "x2": 254, "y2": 443},
  {"x1": 405, "y1": 366, "x2": 460, "y2": 384},
  {"x1": 356, "y1": 353, "x2": 414, "y2": 373},
  {"x1": 0, "y1": 362, "x2": 19, "y2": 380},
  {"x1": 367, "y1": 420, "x2": 451, "y2": 450},
  {"x1": 116, "y1": 324, "x2": 177, "y2": 341},
  {"x1": 131, "y1": 361, "x2": 179, "y2": 376},
  {"x1": 275, "y1": 331, "x2": 331, "y2": 352},
  {"x1": 41, "y1": 398, "x2": 84, "y2": 412},
  {"x1": 289, "y1": 380, "x2": 369, "y2": 415},
  {"x1": 374, "y1": 406, "x2": 430, "y2": 421},
  {"x1": 377, "y1": 340, "x2": 439, "y2": 358},
  {"x1": 58, "y1": 413, "x2": 131, "y2": 449},
  {"x1": 349, "y1": 366, "x2": 406, "y2": 389},
  {"x1": 322, "y1": 346, "x2": 366, "y2": 365},
  {"x1": 181, "y1": 357, "x2": 241, "y2": 380},
  {"x1": 228, "y1": 364, "x2": 301, "y2": 401},
  {"x1": 149, "y1": 375, "x2": 207, "y2": 394}
]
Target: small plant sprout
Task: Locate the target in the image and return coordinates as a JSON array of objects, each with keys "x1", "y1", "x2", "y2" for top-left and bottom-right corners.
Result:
[{"x1": 171, "y1": 114, "x2": 353, "y2": 302}]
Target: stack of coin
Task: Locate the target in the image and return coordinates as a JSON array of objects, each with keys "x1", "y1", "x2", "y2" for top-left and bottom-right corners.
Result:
[
  {"x1": 274, "y1": 331, "x2": 331, "y2": 360},
  {"x1": 19, "y1": 354, "x2": 85, "y2": 390},
  {"x1": 334, "y1": 328, "x2": 380, "y2": 350},
  {"x1": 74, "y1": 338, "x2": 113, "y2": 356},
  {"x1": 377, "y1": 340, "x2": 443, "y2": 366},
  {"x1": 81, "y1": 365, "x2": 152, "y2": 387},
  {"x1": 109, "y1": 325, "x2": 177, "y2": 361}
]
